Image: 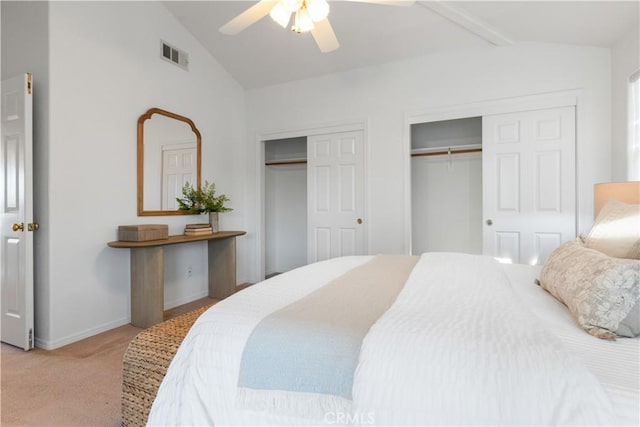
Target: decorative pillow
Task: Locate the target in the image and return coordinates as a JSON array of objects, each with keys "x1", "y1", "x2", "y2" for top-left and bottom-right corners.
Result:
[
  {"x1": 584, "y1": 200, "x2": 640, "y2": 259},
  {"x1": 539, "y1": 238, "x2": 640, "y2": 340}
]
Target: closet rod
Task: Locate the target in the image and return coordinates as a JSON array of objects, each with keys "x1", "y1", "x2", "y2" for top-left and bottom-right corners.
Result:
[
  {"x1": 411, "y1": 148, "x2": 482, "y2": 158},
  {"x1": 265, "y1": 160, "x2": 308, "y2": 166}
]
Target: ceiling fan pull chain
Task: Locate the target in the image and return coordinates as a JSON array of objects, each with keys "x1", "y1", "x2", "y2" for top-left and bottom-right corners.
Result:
[{"x1": 293, "y1": 8, "x2": 300, "y2": 33}]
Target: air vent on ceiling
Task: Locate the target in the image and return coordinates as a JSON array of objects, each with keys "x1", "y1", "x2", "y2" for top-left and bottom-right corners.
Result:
[{"x1": 161, "y1": 40, "x2": 189, "y2": 71}]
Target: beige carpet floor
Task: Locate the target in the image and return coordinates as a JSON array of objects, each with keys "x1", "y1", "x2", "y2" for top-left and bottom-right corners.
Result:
[{"x1": 1, "y1": 297, "x2": 215, "y2": 427}]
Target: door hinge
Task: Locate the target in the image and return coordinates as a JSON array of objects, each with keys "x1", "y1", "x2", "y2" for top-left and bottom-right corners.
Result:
[
  {"x1": 28, "y1": 328, "x2": 34, "y2": 349},
  {"x1": 27, "y1": 74, "x2": 32, "y2": 95}
]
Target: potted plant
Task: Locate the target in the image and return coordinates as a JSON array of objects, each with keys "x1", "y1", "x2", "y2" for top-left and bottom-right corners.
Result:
[{"x1": 176, "y1": 181, "x2": 232, "y2": 232}]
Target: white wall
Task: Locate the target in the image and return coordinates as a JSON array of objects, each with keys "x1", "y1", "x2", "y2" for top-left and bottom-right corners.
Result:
[
  {"x1": 245, "y1": 43, "x2": 611, "y2": 283},
  {"x1": 611, "y1": 24, "x2": 640, "y2": 181},
  {"x1": 2, "y1": 0, "x2": 52, "y2": 346},
  {"x1": 35, "y1": 1, "x2": 246, "y2": 349}
]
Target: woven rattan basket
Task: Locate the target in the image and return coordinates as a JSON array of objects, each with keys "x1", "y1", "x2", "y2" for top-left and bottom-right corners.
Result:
[{"x1": 121, "y1": 304, "x2": 212, "y2": 426}]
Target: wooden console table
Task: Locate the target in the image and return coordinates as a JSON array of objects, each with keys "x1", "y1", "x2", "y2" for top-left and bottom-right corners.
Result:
[{"x1": 108, "y1": 231, "x2": 246, "y2": 328}]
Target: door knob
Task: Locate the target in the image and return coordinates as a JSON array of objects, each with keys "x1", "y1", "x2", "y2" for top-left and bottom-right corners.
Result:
[
  {"x1": 12, "y1": 223, "x2": 24, "y2": 232},
  {"x1": 486, "y1": 219, "x2": 493, "y2": 226},
  {"x1": 28, "y1": 222, "x2": 39, "y2": 232},
  {"x1": 357, "y1": 218, "x2": 363, "y2": 225}
]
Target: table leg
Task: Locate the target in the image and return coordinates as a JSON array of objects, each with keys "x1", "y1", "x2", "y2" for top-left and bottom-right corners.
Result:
[
  {"x1": 130, "y1": 246, "x2": 164, "y2": 328},
  {"x1": 208, "y1": 237, "x2": 236, "y2": 299}
]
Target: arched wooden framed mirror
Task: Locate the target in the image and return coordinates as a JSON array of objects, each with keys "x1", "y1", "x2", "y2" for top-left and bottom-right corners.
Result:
[{"x1": 137, "y1": 108, "x2": 202, "y2": 216}]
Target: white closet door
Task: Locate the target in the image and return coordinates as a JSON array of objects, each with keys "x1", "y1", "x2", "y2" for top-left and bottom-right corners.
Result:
[
  {"x1": 1, "y1": 74, "x2": 34, "y2": 350},
  {"x1": 482, "y1": 106, "x2": 575, "y2": 265},
  {"x1": 307, "y1": 130, "x2": 365, "y2": 262}
]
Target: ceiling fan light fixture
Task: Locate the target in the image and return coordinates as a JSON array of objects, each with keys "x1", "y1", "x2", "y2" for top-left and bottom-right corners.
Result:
[
  {"x1": 281, "y1": 0, "x2": 303, "y2": 13},
  {"x1": 292, "y1": 6, "x2": 315, "y2": 33},
  {"x1": 306, "y1": 0, "x2": 329, "y2": 22},
  {"x1": 269, "y1": 1, "x2": 291, "y2": 28}
]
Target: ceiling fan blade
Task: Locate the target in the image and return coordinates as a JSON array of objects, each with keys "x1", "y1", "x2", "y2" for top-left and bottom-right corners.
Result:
[
  {"x1": 219, "y1": 0, "x2": 278, "y2": 35},
  {"x1": 311, "y1": 18, "x2": 340, "y2": 53},
  {"x1": 344, "y1": 0, "x2": 415, "y2": 6}
]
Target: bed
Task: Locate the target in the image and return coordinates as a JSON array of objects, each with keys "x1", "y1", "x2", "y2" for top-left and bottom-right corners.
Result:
[{"x1": 146, "y1": 195, "x2": 639, "y2": 426}]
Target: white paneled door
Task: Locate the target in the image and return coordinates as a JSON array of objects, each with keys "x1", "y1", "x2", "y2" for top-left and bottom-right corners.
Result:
[
  {"x1": 161, "y1": 144, "x2": 196, "y2": 210},
  {"x1": 483, "y1": 106, "x2": 576, "y2": 265},
  {"x1": 1, "y1": 74, "x2": 35, "y2": 350},
  {"x1": 308, "y1": 130, "x2": 365, "y2": 262}
]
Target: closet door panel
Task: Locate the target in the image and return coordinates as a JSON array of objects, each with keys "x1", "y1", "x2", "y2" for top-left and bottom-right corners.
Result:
[
  {"x1": 535, "y1": 232, "x2": 562, "y2": 265},
  {"x1": 535, "y1": 150, "x2": 561, "y2": 212},
  {"x1": 495, "y1": 231, "x2": 520, "y2": 263},
  {"x1": 314, "y1": 166, "x2": 331, "y2": 212},
  {"x1": 483, "y1": 106, "x2": 575, "y2": 265},
  {"x1": 496, "y1": 153, "x2": 520, "y2": 212},
  {"x1": 308, "y1": 131, "x2": 365, "y2": 263},
  {"x1": 314, "y1": 228, "x2": 331, "y2": 262},
  {"x1": 338, "y1": 228, "x2": 356, "y2": 257},
  {"x1": 313, "y1": 138, "x2": 331, "y2": 158},
  {"x1": 496, "y1": 120, "x2": 521, "y2": 144},
  {"x1": 339, "y1": 136, "x2": 356, "y2": 156},
  {"x1": 339, "y1": 164, "x2": 356, "y2": 212}
]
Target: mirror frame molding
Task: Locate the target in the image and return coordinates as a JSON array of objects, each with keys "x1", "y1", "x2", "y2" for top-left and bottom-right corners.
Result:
[{"x1": 137, "y1": 108, "x2": 202, "y2": 216}]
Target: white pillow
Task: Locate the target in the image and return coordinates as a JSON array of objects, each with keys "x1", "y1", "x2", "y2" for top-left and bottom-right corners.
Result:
[{"x1": 584, "y1": 200, "x2": 640, "y2": 259}]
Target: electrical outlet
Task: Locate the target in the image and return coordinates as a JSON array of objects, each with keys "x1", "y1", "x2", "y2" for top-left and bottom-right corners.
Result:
[{"x1": 187, "y1": 266, "x2": 193, "y2": 277}]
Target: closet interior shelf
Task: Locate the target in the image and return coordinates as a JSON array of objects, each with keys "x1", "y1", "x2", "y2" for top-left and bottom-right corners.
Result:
[
  {"x1": 265, "y1": 158, "x2": 308, "y2": 166},
  {"x1": 411, "y1": 147, "x2": 482, "y2": 158}
]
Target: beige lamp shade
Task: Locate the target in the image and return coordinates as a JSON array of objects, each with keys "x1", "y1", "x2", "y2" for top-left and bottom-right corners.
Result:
[{"x1": 594, "y1": 181, "x2": 640, "y2": 218}]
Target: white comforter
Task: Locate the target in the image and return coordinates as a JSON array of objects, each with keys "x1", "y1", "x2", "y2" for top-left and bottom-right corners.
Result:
[{"x1": 148, "y1": 254, "x2": 615, "y2": 426}]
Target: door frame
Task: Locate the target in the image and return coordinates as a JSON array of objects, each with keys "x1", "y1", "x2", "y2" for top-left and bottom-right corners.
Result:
[
  {"x1": 256, "y1": 120, "x2": 369, "y2": 281},
  {"x1": 403, "y1": 89, "x2": 582, "y2": 255}
]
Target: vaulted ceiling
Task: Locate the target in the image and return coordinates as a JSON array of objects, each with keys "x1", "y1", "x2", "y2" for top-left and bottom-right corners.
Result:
[{"x1": 163, "y1": 1, "x2": 639, "y2": 89}]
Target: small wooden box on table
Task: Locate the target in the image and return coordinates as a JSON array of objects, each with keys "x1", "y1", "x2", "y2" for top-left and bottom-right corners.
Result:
[
  {"x1": 108, "y1": 231, "x2": 245, "y2": 328},
  {"x1": 118, "y1": 224, "x2": 169, "y2": 241}
]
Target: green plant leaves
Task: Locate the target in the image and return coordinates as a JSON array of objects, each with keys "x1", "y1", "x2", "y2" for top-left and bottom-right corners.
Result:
[{"x1": 176, "y1": 180, "x2": 233, "y2": 213}]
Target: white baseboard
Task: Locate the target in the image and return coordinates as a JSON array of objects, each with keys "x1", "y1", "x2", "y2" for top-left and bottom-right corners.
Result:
[
  {"x1": 34, "y1": 291, "x2": 211, "y2": 350},
  {"x1": 34, "y1": 316, "x2": 131, "y2": 350},
  {"x1": 164, "y1": 290, "x2": 209, "y2": 310}
]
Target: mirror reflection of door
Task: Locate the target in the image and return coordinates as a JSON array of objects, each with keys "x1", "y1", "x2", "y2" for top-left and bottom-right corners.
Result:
[
  {"x1": 161, "y1": 144, "x2": 197, "y2": 210},
  {"x1": 143, "y1": 114, "x2": 197, "y2": 211}
]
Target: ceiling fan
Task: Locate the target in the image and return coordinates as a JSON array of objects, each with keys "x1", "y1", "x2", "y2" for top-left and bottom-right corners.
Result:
[{"x1": 219, "y1": 0, "x2": 415, "y2": 53}]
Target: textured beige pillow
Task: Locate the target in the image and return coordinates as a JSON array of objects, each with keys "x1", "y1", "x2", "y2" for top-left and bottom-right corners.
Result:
[
  {"x1": 584, "y1": 200, "x2": 640, "y2": 259},
  {"x1": 539, "y1": 239, "x2": 640, "y2": 340}
]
